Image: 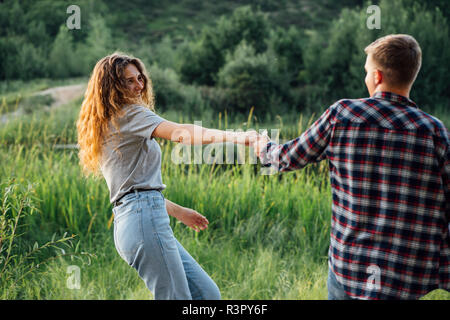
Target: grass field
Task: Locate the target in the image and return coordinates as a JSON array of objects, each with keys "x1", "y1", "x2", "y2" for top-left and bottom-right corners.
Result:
[{"x1": 1, "y1": 81, "x2": 449, "y2": 300}]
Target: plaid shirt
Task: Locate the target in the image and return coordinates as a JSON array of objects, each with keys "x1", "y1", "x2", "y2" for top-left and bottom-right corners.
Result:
[{"x1": 260, "y1": 92, "x2": 450, "y2": 299}]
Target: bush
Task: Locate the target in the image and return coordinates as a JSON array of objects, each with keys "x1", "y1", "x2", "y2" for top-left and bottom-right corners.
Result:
[
  {"x1": 0, "y1": 178, "x2": 83, "y2": 299},
  {"x1": 217, "y1": 42, "x2": 288, "y2": 117},
  {"x1": 179, "y1": 5, "x2": 271, "y2": 86},
  {"x1": 149, "y1": 65, "x2": 205, "y2": 116},
  {"x1": 269, "y1": 26, "x2": 306, "y2": 86},
  {"x1": 48, "y1": 25, "x2": 80, "y2": 78},
  {"x1": 75, "y1": 15, "x2": 114, "y2": 75},
  {"x1": 179, "y1": 30, "x2": 224, "y2": 86}
]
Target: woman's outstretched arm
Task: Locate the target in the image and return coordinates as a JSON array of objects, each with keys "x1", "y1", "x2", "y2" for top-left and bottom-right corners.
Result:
[{"x1": 153, "y1": 120, "x2": 254, "y2": 145}]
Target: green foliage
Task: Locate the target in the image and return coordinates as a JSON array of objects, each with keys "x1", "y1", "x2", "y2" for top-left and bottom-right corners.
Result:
[
  {"x1": 77, "y1": 15, "x2": 114, "y2": 75},
  {"x1": 179, "y1": 6, "x2": 270, "y2": 86},
  {"x1": 301, "y1": 0, "x2": 450, "y2": 111},
  {"x1": 149, "y1": 65, "x2": 205, "y2": 115},
  {"x1": 0, "y1": 178, "x2": 88, "y2": 299},
  {"x1": 136, "y1": 36, "x2": 180, "y2": 70},
  {"x1": 179, "y1": 29, "x2": 225, "y2": 86},
  {"x1": 217, "y1": 42, "x2": 288, "y2": 116},
  {"x1": 216, "y1": 5, "x2": 270, "y2": 54},
  {"x1": 0, "y1": 1, "x2": 112, "y2": 80},
  {"x1": 48, "y1": 25, "x2": 79, "y2": 79},
  {"x1": 0, "y1": 0, "x2": 449, "y2": 116},
  {"x1": 269, "y1": 26, "x2": 306, "y2": 86},
  {"x1": 20, "y1": 94, "x2": 54, "y2": 115}
]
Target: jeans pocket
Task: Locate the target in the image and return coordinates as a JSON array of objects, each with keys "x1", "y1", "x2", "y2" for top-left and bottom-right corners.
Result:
[
  {"x1": 114, "y1": 209, "x2": 144, "y2": 265},
  {"x1": 151, "y1": 194, "x2": 165, "y2": 210}
]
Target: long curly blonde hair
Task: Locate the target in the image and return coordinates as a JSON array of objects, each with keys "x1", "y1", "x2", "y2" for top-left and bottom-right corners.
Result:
[{"x1": 76, "y1": 52, "x2": 155, "y2": 178}]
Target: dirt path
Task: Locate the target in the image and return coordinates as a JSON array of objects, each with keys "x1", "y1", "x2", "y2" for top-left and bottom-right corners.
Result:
[
  {"x1": 1, "y1": 83, "x2": 86, "y2": 124},
  {"x1": 35, "y1": 83, "x2": 86, "y2": 109}
]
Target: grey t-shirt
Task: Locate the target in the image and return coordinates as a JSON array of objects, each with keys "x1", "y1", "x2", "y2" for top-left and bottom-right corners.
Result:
[{"x1": 100, "y1": 104, "x2": 166, "y2": 204}]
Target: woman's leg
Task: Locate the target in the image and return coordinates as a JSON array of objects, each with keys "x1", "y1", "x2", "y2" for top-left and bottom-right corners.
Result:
[
  {"x1": 175, "y1": 239, "x2": 221, "y2": 300},
  {"x1": 113, "y1": 193, "x2": 192, "y2": 300}
]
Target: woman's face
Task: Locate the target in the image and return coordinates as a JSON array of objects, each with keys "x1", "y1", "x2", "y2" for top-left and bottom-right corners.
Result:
[{"x1": 123, "y1": 63, "x2": 144, "y2": 98}]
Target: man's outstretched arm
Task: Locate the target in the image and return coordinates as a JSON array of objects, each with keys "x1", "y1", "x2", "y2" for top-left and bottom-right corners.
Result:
[{"x1": 255, "y1": 104, "x2": 338, "y2": 172}]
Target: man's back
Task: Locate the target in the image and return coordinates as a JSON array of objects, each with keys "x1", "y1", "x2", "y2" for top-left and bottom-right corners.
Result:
[
  {"x1": 327, "y1": 91, "x2": 449, "y2": 299},
  {"x1": 260, "y1": 91, "x2": 450, "y2": 299}
]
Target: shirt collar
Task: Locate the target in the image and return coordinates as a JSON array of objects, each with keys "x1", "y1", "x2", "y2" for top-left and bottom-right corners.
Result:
[{"x1": 372, "y1": 91, "x2": 418, "y2": 109}]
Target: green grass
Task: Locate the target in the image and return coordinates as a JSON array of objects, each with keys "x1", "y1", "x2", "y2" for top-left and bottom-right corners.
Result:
[{"x1": 0, "y1": 84, "x2": 449, "y2": 300}]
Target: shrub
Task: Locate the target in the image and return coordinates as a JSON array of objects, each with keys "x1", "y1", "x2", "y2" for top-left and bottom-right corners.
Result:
[
  {"x1": 48, "y1": 25, "x2": 79, "y2": 78},
  {"x1": 179, "y1": 6, "x2": 271, "y2": 86},
  {"x1": 179, "y1": 30, "x2": 224, "y2": 86},
  {"x1": 269, "y1": 26, "x2": 306, "y2": 86},
  {"x1": 217, "y1": 42, "x2": 288, "y2": 117},
  {"x1": 0, "y1": 178, "x2": 85, "y2": 299},
  {"x1": 149, "y1": 65, "x2": 205, "y2": 116},
  {"x1": 76, "y1": 15, "x2": 114, "y2": 75}
]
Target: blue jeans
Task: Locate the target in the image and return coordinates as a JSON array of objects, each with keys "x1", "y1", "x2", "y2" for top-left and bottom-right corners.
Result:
[
  {"x1": 112, "y1": 189, "x2": 221, "y2": 300},
  {"x1": 327, "y1": 267, "x2": 353, "y2": 300}
]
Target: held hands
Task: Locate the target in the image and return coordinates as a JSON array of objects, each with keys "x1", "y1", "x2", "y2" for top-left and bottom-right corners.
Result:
[{"x1": 238, "y1": 130, "x2": 270, "y2": 156}]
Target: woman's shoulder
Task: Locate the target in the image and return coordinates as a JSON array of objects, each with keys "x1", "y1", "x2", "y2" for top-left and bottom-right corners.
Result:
[{"x1": 124, "y1": 104, "x2": 157, "y2": 116}]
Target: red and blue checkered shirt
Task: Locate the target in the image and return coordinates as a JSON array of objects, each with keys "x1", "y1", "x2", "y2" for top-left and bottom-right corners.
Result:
[{"x1": 260, "y1": 92, "x2": 450, "y2": 299}]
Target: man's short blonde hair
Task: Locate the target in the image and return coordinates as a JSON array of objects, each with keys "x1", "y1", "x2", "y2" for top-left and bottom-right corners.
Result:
[{"x1": 364, "y1": 34, "x2": 422, "y2": 88}]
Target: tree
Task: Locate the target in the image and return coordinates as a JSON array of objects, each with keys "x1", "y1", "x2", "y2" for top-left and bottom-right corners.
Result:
[
  {"x1": 77, "y1": 15, "x2": 114, "y2": 74},
  {"x1": 179, "y1": 6, "x2": 271, "y2": 86},
  {"x1": 217, "y1": 42, "x2": 287, "y2": 116},
  {"x1": 49, "y1": 25, "x2": 79, "y2": 78},
  {"x1": 301, "y1": 0, "x2": 450, "y2": 111},
  {"x1": 269, "y1": 26, "x2": 306, "y2": 86}
]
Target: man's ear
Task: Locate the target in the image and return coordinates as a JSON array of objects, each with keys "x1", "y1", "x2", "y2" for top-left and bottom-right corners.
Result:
[{"x1": 374, "y1": 69, "x2": 383, "y2": 86}]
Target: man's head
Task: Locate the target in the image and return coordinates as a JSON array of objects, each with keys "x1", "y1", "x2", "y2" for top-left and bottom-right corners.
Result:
[{"x1": 364, "y1": 34, "x2": 422, "y2": 97}]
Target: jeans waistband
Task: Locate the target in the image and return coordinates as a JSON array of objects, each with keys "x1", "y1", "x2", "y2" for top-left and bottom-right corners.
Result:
[{"x1": 114, "y1": 188, "x2": 155, "y2": 207}]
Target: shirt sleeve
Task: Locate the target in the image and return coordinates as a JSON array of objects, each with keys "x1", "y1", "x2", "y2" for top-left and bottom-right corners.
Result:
[
  {"x1": 259, "y1": 102, "x2": 338, "y2": 172},
  {"x1": 124, "y1": 105, "x2": 166, "y2": 139}
]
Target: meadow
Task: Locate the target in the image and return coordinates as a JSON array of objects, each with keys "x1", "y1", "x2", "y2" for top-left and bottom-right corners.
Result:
[{"x1": 1, "y1": 81, "x2": 449, "y2": 300}]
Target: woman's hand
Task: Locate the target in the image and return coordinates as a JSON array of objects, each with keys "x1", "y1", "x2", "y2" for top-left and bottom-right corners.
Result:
[
  {"x1": 177, "y1": 207, "x2": 209, "y2": 232},
  {"x1": 238, "y1": 130, "x2": 270, "y2": 155},
  {"x1": 165, "y1": 199, "x2": 209, "y2": 232},
  {"x1": 251, "y1": 130, "x2": 270, "y2": 156}
]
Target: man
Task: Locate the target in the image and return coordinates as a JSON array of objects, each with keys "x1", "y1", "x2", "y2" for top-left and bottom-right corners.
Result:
[{"x1": 253, "y1": 34, "x2": 450, "y2": 299}]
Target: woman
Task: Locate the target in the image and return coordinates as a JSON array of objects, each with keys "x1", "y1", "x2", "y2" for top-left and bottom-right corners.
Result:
[{"x1": 76, "y1": 52, "x2": 252, "y2": 300}]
